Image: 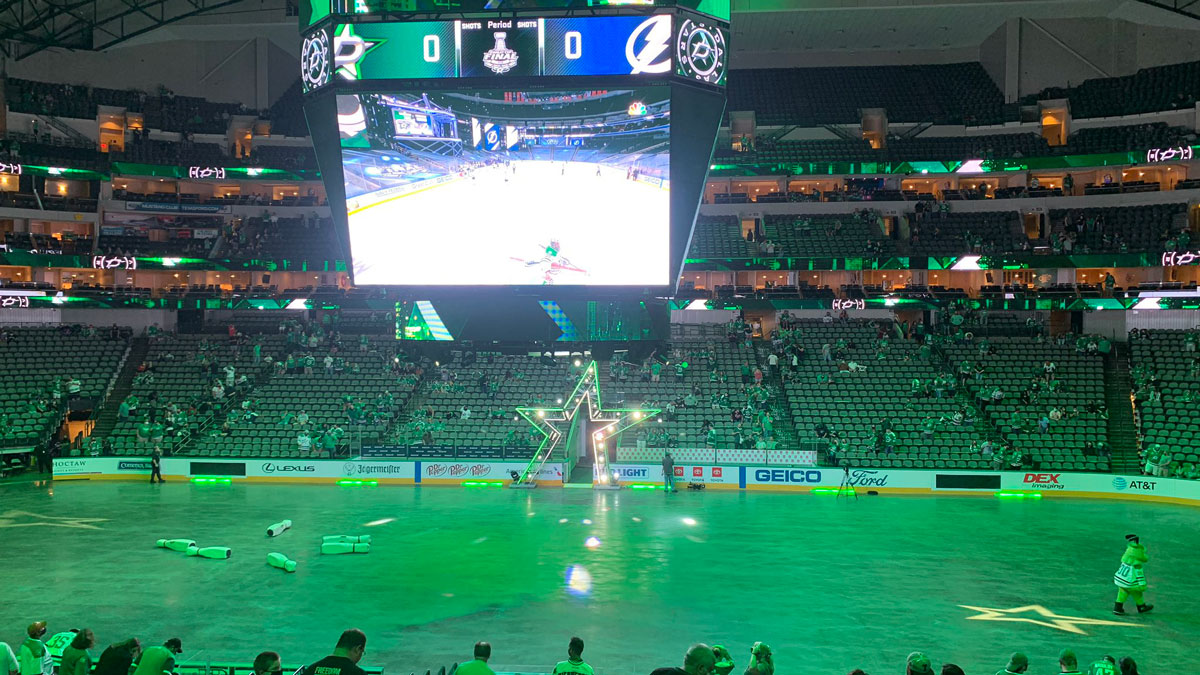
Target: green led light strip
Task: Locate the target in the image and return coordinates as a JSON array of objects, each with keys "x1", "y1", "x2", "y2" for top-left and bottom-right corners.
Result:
[
  {"x1": 337, "y1": 479, "x2": 378, "y2": 486},
  {"x1": 995, "y1": 491, "x2": 1043, "y2": 499},
  {"x1": 812, "y1": 487, "x2": 856, "y2": 495},
  {"x1": 190, "y1": 476, "x2": 232, "y2": 484},
  {"x1": 462, "y1": 481, "x2": 504, "y2": 487}
]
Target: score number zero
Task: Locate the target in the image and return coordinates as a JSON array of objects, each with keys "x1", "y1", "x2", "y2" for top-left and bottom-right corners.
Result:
[{"x1": 414, "y1": 32, "x2": 583, "y2": 61}]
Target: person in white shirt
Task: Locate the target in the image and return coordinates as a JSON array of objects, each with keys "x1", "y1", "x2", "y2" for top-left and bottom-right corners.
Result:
[
  {"x1": 2, "y1": 641, "x2": 18, "y2": 675},
  {"x1": 18, "y1": 623, "x2": 52, "y2": 675},
  {"x1": 297, "y1": 431, "x2": 312, "y2": 453}
]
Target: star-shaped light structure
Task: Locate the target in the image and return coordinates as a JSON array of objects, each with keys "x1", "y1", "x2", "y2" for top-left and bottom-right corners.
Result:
[
  {"x1": 515, "y1": 360, "x2": 659, "y2": 487},
  {"x1": 0, "y1": 510, "x2": 109, "y2": 530},
  {"x1": 959, "y1": 604, "x2": 1144, "y2": 635},
  {"x1": 333, "y1": 24, "x2": 383, "y2": 81}
]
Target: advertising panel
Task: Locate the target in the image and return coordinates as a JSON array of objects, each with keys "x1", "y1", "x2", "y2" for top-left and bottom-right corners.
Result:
[{"x1": 420, "y1": 461, "x2": 563, "y2": 482}]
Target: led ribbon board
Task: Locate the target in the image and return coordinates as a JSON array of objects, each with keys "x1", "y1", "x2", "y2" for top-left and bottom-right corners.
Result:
[{"x1": 319, "y1": 15, "x2": 680, "y2": 82}]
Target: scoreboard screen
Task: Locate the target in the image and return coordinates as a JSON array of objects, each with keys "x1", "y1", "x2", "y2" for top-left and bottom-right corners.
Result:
[
  {"x1": 542, "y1": 15, "x2": 672, "y2": 76},
  {"x1": 338, "y1": 87, "x2": 671, "y2": 287},
  {"x1": 315, "y1": 14, "x2": 686, "y2": 86}
]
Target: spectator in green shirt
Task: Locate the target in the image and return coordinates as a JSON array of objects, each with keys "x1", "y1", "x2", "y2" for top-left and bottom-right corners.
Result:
[
  {"x1": 995, "y1": 652, "x2": 1028, "y2": 675},
  {"x1": 133, "y1": 640, "x2": 181, "y2": 675},
  {"x1": 456, "y1": 643, "x2": 495, "y2": 675},
  {"x1": 551, "y1": 638, "x2": 592, "y2": 675},
  {"x1": 59, "y1": 631, "x2": 94, "y2": 675}
]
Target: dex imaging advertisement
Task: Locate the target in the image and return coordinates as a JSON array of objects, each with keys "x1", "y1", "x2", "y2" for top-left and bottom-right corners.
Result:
[{"x1": 338, "y1": 87, "x2": 671, "y2": 286}]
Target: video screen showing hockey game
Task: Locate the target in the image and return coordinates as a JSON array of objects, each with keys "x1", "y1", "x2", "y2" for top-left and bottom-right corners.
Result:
[{"x1": 338, "y1": 87, "x2": 671, "y2": 286}]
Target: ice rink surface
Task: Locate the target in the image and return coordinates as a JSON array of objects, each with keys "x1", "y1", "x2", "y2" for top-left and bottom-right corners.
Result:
[
  {"x1": 3, "y1": 480, "x2": 1199, "y2": 675},
  {"x1": 347, "y1": 160, "x2": 669, "y2": 286}
]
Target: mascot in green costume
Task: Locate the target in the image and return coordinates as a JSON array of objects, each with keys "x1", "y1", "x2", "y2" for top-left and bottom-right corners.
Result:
[{"x1": 1113, "y1": 534, "x2": 1153, "y2": 615}]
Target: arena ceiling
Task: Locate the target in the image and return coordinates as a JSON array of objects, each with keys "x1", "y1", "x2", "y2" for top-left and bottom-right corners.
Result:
[
  {"x1": 0, "y1": 0, "x2": 270, "y2": 58},
  {"x1": 730, "y1": 0, "x2": 1199, "y2": 54}
]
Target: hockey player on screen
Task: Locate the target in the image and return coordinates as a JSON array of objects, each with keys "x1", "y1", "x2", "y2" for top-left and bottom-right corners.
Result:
[{"x1": 511, "y1": 240, "x2": 588, "y2": 285}]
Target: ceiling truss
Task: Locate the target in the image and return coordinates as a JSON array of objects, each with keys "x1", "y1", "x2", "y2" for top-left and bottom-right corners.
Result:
[{"x1": 0, "y1": 0, "x2": 246, "y2": 59}]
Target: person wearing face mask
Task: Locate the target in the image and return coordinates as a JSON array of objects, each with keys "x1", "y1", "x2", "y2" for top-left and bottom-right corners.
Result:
[
  {"x1": 650, "y1": 644, "x2": 716, "y2": 675},
  {"x1": 743, "y1": 644, "x2": 772, "y2": 675}
]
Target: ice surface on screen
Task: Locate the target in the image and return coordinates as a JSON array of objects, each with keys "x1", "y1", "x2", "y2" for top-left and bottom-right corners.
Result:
[{"x1": 338, "y1": 88, "x2": 670, "y2": 286}]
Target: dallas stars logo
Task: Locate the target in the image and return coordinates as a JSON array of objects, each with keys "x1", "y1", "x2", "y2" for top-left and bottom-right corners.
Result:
[
  {"x1": 301, "y1": 29, "x2": 331, "y2": 91},
  {"x1": 959, "y1": 604, "x2": 1144, "y2": 635},
  {"x1": 515, "y1": 361, "x2": 658, "y2": 485},
  {"x1": 333, "y1": 24, "x2": 384, "y2": 81}
]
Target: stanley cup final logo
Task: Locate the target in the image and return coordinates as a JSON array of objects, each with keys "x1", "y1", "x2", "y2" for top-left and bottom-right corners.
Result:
[{"x1": 483, "y1": 31, "x2": 519, "y2": 74}]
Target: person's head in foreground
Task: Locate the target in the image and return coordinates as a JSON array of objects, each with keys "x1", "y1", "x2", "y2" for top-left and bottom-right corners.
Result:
[
  {"x1": 253, "y1": 652, "x2": 282, "y2": 675},
  {"x1": 1059, "y1": 649, "x2": 1080, "y2": 674},
  {"x1": 334, "y1": 630, "x2": 366, "y2": 663},
  {"x1": 906, "y1": 652, "x2": 932, "y2": 675},
  {"x1": 567, "y1": 638, "x2": 584, "y2": 662},
  {"x1": 473, "y1": 642, "x2": 491, "y2": 663},
  {"x1": 1003, "y1": 653, "x2": 1029, "y2": 674}
]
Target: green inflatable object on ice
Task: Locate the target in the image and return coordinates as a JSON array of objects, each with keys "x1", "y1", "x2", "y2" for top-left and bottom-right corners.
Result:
[
  {"x1": 186, "y1": 546, "x2": 232, "y2": 559},
  {"x1": 267, "y1": 552, "x2": 298, "y2": 572},
  {"x1": 322, "y1": 542, "x2": 369, "y2": 555},
  {"x1": 155, "y1": 539, "x2": 197, "y2": 552}
]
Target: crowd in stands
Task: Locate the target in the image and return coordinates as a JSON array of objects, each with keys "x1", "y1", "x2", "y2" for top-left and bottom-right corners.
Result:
[
  {"x1": 719, "y1": 123, "x2": 1197, "y2": 165},
  {"x1": 0, "y1": 625, "x2": 1149, "y2": 675},
  {"x1": 727, "y1": 58, "x2": 1199, "y2": 127},
  {"x1": 1129, "y1": 328, "x2": 1200, "y2": 480},
  {"x1": 726, "y1": 62, "x2": 1008, "y2": 126},
  {"x1": 4, "y1": 78, "x2": 253, "y2": 134},
  {"x1": 10, "y1": 312, "x2": 1200, "y2": 481},
  {"x1": 263, "y1": 82, "x2": 309, "y2": 139},
  {"x1": 111, "y1": 135, "x2": 225, "y2": 166},
  {"x1": 1049, "y1": 203, "x2": 1190, "y2": 255},
  {"x1": 764, "y1": 310, "x2": 1114, "y2": 472},
  {"x1": 1022, "y1": 59, "x2": 1200, "y2": 119},
  {"x1": 222, "y1": 213, "x2": 337, "y2": 260},
  {"x1": 691, "y1": 201, "x2": 1193, "y2": 260}
]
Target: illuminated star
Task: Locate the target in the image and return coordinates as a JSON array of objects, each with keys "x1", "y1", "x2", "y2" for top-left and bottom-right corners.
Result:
[
  {"x1": 516, "y1": 361, "x2": 659, "y2": 485},
  {"x1": 333, "y1": 24, "x2": 383, "y2": 81},
  {"x1": 959, "y1": 604, "x2": 1144, "y2": 635},
  {"x1": 0, "y1": 510, "x2": 109, "y2": 530}
]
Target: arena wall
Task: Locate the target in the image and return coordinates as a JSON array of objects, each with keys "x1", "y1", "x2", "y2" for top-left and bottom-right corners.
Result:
[{"x1": 52, "y1": 458, "x2": 1200, "y2": 506}]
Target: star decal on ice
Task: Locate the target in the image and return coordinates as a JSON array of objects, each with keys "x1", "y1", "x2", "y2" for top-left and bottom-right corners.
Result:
[
  {"x1": 959, "y1": 604, "x2": 1144, "y2": 635},
  {"x1": 516, "y1": 361, "x2": 658, "y2": 485},
  {"x1": 333, "y1": 24, "x2": 384, "y2": 81},
  {"x1": 0, "y1": 510, "x2": 109, "y2": 530}
]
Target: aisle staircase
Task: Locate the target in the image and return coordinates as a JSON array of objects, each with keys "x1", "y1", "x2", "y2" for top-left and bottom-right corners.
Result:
[
  {"x1": 1104, "y1": 352, "x2": 1140, "y2": 474},
  {"x1": 752, "y1": 347, "x2": 802, "y2": 451},
  {"x1": 90, "y1": 337, "x2": 148, "y2": 438}
]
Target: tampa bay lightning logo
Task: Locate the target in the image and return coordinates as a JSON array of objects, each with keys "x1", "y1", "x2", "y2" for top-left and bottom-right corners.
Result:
[{"x1": 625, "y1": 15, "x2": 672, "y2": 75}]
